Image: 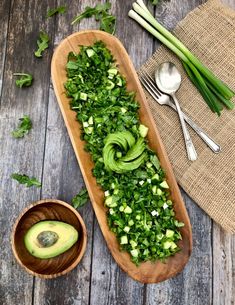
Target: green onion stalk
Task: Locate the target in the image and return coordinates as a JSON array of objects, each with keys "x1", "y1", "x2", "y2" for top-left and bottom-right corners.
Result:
[{"x1": 128, "y1": 0, "x2": 234, "y2": 115}]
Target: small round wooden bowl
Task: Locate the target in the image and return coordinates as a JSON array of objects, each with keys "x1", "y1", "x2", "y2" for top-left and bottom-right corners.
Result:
[{"x1": 11, "y1": 199, "x2": 87, "y2": 279}]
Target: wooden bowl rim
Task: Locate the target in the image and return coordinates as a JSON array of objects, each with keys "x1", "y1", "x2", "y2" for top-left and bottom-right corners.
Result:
[{"x1": 11, "y1": 199, "x2": 87, "y2": 279}]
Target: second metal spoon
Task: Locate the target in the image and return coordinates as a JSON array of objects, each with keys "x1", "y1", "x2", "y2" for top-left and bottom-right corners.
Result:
[{"x1": 155, "y1": 62, "x2": 198, "y2": 161}]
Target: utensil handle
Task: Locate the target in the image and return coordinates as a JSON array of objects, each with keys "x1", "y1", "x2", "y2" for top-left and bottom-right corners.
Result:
[
  {"x1": 167, "y1": 101, "x2": 221, "y2": 153},
  {"x1": 172, "y1": 94, "x2": 197, "y2": 161}
]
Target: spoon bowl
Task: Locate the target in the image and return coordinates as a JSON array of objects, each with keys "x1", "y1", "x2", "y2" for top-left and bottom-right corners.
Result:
[{"x1": 155, "y1": 62, "x2": 182, "y2": 94}]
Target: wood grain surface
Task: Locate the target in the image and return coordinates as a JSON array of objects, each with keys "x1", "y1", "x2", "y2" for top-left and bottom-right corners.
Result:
[{"x1": 0, "y1": 0, "x2": 234, "y2": 304}]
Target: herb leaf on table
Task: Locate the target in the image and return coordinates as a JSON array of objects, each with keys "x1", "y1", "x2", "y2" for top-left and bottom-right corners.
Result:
[
  {"x1": 34, "y1": 31, "x2": 50, "y2": 58},
  {"x1": 72, "y1": 188, "x2": 89, "y2": 208},
  {"x1": 46, "y1": 6, "x2": 67, "y2": 18},
  {"x1": 12, "y1": 115, "x2": 32, "y2": 138},
  {"x1": 11, "y1": 173, "x2": 41, "y2": 187},
  {"x1": 13, "y1": 73, "x2": 33, "y2": 88},
  {"x1": 71, "y1": 2, "x2": 116, "y2": 34},
  {"x1": 150, "y1": 0, "x2": 158, "y2": 5}
]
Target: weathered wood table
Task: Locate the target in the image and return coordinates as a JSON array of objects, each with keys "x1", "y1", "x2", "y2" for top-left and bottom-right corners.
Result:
[{"x1": 0, "y1": 1, "x2": 234, "y2": 304}]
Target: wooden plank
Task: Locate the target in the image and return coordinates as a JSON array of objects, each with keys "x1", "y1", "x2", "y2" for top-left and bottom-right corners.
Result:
[
  {"x1": 88, "y1": 1, "x2": 152, "y2": 304},
  {"x1": 212, "y1": 2, "x2": 235, "y2": 303},
  {"x1": 146, "y1": 1, "x2": 213, "y2": 304},
  {"x1": 0, "y1": 0, "x2": 55, "y2": 304},
  {"x1": 33, "y1": 1, "x2": 94, "y2": 305},
  {"x1": 0, "y1": 0, "x2": 11, "y2": 95}
]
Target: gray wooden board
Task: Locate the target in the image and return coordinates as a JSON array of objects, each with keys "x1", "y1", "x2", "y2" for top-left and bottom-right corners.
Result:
[{"x1": 0, "y1": 0, "x2": 234, "y2": 305}]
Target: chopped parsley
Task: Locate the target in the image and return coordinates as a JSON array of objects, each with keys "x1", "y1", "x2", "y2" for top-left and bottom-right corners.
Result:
[
  {"x1": 11, "y1": 173, "x2": 41, "y2": 187},
  {"x1": 71, "y1": 2, "x2": 116, "y2": 34},
  {"x1": 14, "y1": 73, "x2": 33, "y2": 88},
  {"x1": 64, "y1": 41, "x2": 184, "y2": 265},
  {"x1": 34, "y1": 31, "x2": 50, "y2": 58},
  {"x1": 72, "y1": 188, "x2": 89, "y2": 208},
  {"x1": 46, "y1": 6, "x2": 67, "y2": 18},
  {"x1": 12, "y1": 115, "x2": 32, "y2": 138}
]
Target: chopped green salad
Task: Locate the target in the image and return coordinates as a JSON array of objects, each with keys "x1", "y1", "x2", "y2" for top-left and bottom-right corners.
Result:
[{"x1": 64, "y1": 41, "x2": 184, "y2": 265}]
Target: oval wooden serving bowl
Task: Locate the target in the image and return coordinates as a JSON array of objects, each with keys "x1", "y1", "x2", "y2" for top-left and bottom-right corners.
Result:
[
  {"x1": 11, "y1": 199, "x2": 87, "y2": 279},
  {"x1": 51, "y1": 30, "x2": 192, "y2": 283}
]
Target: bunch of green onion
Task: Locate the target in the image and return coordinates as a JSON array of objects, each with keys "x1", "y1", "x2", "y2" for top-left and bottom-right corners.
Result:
[{"x1": 128, "y1": 0, "x2": 235, "y2": 115}]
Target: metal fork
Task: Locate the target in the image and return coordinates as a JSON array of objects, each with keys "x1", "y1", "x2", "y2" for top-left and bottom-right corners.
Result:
[{"x1": 140, "y1": 72, "x2": 221, "y2": 153}]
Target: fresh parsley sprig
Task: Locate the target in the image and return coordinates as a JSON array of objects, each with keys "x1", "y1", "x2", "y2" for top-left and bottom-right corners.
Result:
[
  {"x1": 46, "y1": 5, "x2": 67, "y2": 18},
  {"x1": 12, "y1": 115, "x2": 32, "y2": 138},
  {"x1": 71, "y1": 2, "x2": 116, "y2": 34},
  {"x1": 13, "y1": 73, "x2": 33, "y2": 88},
  {"x1": 150, "y1": 0, "x2": 158, "y2": 5},
  {"x1": 11, "y1": 173, "x2": 41, "y2": 187},
  {"x1": 72, "y1": 188, "x2": 89, "y2": 208},
  {"x1": 34, "y1": 31, "x2": 50, "y2": 58}
]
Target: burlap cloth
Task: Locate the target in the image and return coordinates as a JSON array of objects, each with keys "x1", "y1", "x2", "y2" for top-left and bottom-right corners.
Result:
[{"x1": 139, "y1": 0, "x2": 235, "y2": 232}]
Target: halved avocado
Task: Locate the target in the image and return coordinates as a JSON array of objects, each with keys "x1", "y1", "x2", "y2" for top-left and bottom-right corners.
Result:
[{"x1": 24, "y1": 220, "x2": 78, "y2": 259}]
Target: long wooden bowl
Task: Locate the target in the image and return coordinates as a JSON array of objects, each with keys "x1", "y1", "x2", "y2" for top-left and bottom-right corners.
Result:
[{"x1": 51, "y1": 30, "x2": 192, "y2": 283}]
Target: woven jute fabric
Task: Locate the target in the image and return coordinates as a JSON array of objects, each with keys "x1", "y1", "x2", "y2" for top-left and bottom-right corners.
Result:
[{"x1": 139, "y1": 0, "x2": 235, "y2": 232}]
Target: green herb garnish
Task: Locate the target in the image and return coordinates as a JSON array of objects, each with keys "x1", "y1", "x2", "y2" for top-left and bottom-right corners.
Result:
[
  {"x1": 46, "y1": 6, "x2": 66, "y2": 18},
  {"x1": 150, "y1": 0, "x2": 158, "y2": 5},
  {"x1": 34, "y1": 31, "x2": 50, "y2": 58},
  {"x1": 12, "y1": 115, "x2": 32, "y2": 138},
  {"x1": 14, "y1": 73, "x2": 33, "y2": 88},
  {"x1": 11, "y1": 173, "x2": 41, "y2": 187},
  {"x1": 64, "y1": 41, "x2": 184, "y2": 265},
  {"x1": 72, "y1": 188, "x2": 89, "y2": 208},
  {"x1": 71, "y1": 2, "x2": 116, "y2": 34},
  {"x1": 128, "y1": 0, "x2": 235, "y2": 115}
]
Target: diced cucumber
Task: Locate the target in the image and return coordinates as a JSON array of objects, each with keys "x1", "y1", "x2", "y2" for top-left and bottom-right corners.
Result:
[
  {"x1": 85, "y1": 127, "x2": 93, "y2": 134},
  {"x1": 170, "y1": 242, "x2": 177, "y2": 250},
  {"x1": 166, "y1": 229, "x2": 174, "y2": 238},
  {"x1": 119, "y1": 206, "x2": 124, "y2": 212},
  {"x1": 105, "y1": 196, "x2": 113, "y2": 206},
  {"x1": 151, "y1": 210, "x2": 159, "y2": 216},
  {"x1": 152, "y1": 185, "x2": 157, "y2": 194},
  {"x1": 108, "y1": 68, "x2": 118, "y2": 75},
  {"x1": 120, "y1": 235, "x2": 128, "y2": 245},
  {"x1": 139, "y1": 124, "x2": 149, "y2": 137},
  {"x1": 160, "y1": 181, "x2": 169, "y2": 189},
  {"x1": 120, "y1": 107, "x2": 127, "y2": 113},
  {"x1": 109, "y1": 208, "x2": 115, "y2": 215},
  {"x1": 136, "y1": 215, "x2": 141, "y2": 220},
  {"x1": 130, "y1": 249, "x2": 139, "y2": 257},
  {"x1": 157, "y1": 188, "x2": 163, "y2": 196},
  {"x1": 86, "y1": 49, "x2": 95, "y2": 57},
  {"x1": 88, "y1": 116, "x2": 93, "y2": 125},
  {"x1": 128, "y1": 219, "x2": 134, "y2": 226},
  {"x1": 80, "y1": 92, "x2": 87, "y2": 101},
  {"x1": 147, "y1": 178, "x2": 151, "y2": 184},
  {"x1": 124, "y1": 206, "x2": 132, "y2": 214},
  {"x1": 113, "y1": 189, "x2": 119, "y2": 195},
  {"x1": 104, "y1": 190, "x2": 110, "y2": 197},
  {"x1": 152, "y1": 173, "x2": 159, "y2": 181},
  {"x1": 146, "y1": 162, "x2": 153, "y2": 168},
  {"x1": 163, "y1": 241, "x2": 172, "y2": 249},
  {"x1": 124, "y1": 226, "x2": 130, "y2": 233},
  {"x1": 130, "y1": 240, "x2": 137, "y2": 248},
  {"x1": 163, "y1": 202, "x2": 169, "y2": 210},
  {"x1": 83, "y1": 121, "x2": 89, "y2": 128},
  {"x1": 139, "y1": 180, "x2": 145, "y2": 186}
]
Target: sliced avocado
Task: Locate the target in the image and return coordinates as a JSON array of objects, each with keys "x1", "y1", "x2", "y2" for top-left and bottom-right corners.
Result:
[{"x1": 24, "y1": 220, "x2": 78, "y2": 259}]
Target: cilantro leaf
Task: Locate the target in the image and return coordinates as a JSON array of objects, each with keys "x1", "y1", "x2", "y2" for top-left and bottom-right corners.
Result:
[
  {"x1": 12, "y1": 115, "x2": 32, "y2": 138},
  {"x1": 72, "y1": 188, "x2": 89, "y2": 208},
  {"x1": 34, "y1": 31, "x2": 50, "y2": 58},
  {"x1": 71, "y1": 2, "x2": 116, "y2": 34},
  {"x1": 11, "y1": 173, "x2": 41, "y2": 187},
  {"x1": 150, "y1": 0, "x2": 158, "y2": 4},
  {"x1": 14, "y1": 73, "x2": 33, "y2": 88},
  {"x1": 46, "y1": 6, "x2": 67, "y2": 18}
]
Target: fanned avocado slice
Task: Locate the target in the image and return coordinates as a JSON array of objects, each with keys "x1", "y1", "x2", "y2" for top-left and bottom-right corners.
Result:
[{"x1": 103, "y1": 131, "x2": 146, "y2": 173}]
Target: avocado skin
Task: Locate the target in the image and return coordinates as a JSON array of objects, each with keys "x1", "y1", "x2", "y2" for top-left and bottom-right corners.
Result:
[{"x1": 24, "y1": 220, "x2": 79, "y2": 259}]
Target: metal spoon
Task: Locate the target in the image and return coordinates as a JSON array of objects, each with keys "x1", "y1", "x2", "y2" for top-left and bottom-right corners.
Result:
[{"x1": 155, "y1": 62, "x2": 197, "y2": 161}]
